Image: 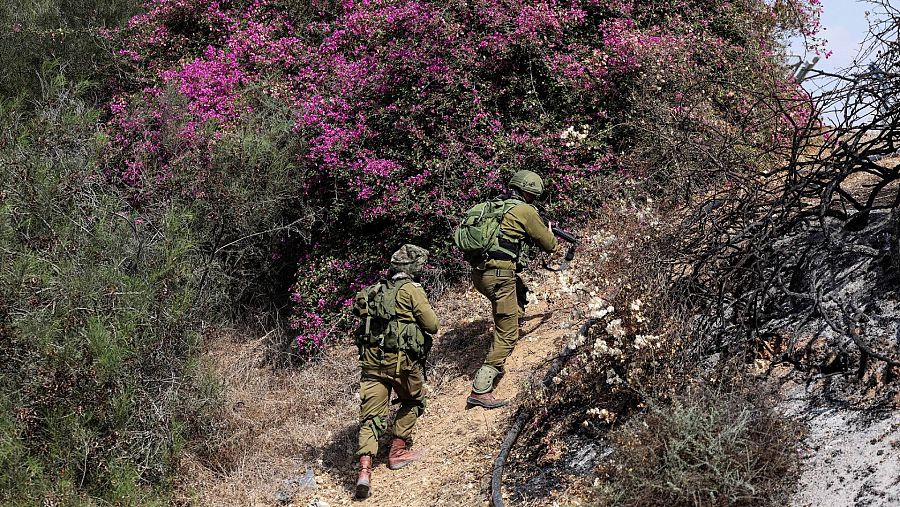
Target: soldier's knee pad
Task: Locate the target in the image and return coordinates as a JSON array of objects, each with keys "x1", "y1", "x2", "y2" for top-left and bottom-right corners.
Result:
[
  {"x1": 360, "y1": 415, "x2": 387, "y2": 437},
  {"x1": 472, "y1": 365, "x2": 502, "y2": 394}
]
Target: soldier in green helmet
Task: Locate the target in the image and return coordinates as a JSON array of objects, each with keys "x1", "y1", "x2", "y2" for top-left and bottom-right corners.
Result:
[
  {"x1": 351, "y1": 244, "x2": 439, "y2": 499},
  {"x1": 466, "y1": 170, "x2": 559, "y2": 409}
]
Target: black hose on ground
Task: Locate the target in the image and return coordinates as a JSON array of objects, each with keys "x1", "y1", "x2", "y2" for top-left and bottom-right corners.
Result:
[{"x1": 490, "y1": 317, "x2": 601, "y2": 507}]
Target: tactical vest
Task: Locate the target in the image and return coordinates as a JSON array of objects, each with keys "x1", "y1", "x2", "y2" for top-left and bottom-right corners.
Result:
[{"x1": 352, "y1": 277, "x2": 430, "y2": 362}]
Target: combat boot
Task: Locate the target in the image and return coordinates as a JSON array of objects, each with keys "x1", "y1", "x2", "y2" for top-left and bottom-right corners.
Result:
[
  {"x1": 355, "y1": 455, "x2": 373, "y2": 499},
  {"x1": 387, "y1": 438, "x2": 425, "y2": 470},
  {"x1": 466, "y1": 391, "x2": 509, "y2": 409}
]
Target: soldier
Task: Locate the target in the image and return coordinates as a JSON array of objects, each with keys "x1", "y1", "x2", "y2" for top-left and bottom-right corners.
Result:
[
  {"x1": 351, "y1": 244, "x2": 439, "y2": 499},
  {"x1": 466, "y1": 170, "x2": 558, "y2": 409}
]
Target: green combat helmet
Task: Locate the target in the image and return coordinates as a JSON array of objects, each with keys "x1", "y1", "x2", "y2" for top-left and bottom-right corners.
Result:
[
  {"x1": 509, "y1": 169, "x2": 544, "y2": 197},
  {"x1": 391, "y1": 244, "x2": 429, "y2": 276}
]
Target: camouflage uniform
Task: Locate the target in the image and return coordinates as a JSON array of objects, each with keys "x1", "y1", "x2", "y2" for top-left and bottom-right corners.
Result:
[
  {"x1": 469, "y1": 171, "x2": 558, "y2": 404},
  {"x1": 352, "y1": 244, "x2": 438, "y2": 499},
  {"x1": 356, "y1": 274, "x2": 438, "y2": 456}
]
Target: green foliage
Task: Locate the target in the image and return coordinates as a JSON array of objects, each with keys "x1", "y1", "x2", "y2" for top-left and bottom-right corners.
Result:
[
  {"x1": 0, "y1": 0, "x2": 140, "y2": 100},
  {"x1": 597, "y1": 386, "x2": 801, "y2": 507},
  {"x1": 0, "y1": 73, "x2": 217, "y2": 504},
  {"x1": 184, "y1": 91, "x2": 317, "y2": 315}
]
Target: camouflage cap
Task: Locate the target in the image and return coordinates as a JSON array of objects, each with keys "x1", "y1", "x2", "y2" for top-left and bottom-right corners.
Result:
[{"x1": 390, "y1": 244, "x2": 430, "y2": 275}]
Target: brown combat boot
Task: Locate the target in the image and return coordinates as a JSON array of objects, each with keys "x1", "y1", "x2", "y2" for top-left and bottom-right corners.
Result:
[
  {"x1": 387, "y1": 438, "x2": 425, "y2": 470},
  {"x1": 355, "y1": 455, "x2": 373, "y2": 499},
  {"x1": 466, "y1": 391, "x2": 509, "y2": 409}
]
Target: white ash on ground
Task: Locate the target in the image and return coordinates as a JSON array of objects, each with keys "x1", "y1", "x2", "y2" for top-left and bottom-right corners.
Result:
[{"x1": 779, "y1": 371, "x2": 900, "y2": 507}]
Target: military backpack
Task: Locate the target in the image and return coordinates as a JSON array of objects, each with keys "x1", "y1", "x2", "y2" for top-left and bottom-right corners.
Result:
[
  {"x1": 352, "y1": 278, "x2": 430, "y2": 360},
  {"x1": 453, "y1": 197, "x2": 524, "y2": 263}
]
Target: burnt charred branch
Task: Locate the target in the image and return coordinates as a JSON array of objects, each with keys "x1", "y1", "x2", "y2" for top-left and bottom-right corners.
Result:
[{"x1": 671, "y1": 1, "x2": 900, "y2": 374}]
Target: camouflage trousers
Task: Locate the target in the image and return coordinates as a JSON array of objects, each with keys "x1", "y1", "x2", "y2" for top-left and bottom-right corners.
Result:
[
  {"x1": 357, "y1": 361, "x2": 426, "y2": 456},
  {"x1": 470, "y1": 268, "x2": 528, "y2": 393}
]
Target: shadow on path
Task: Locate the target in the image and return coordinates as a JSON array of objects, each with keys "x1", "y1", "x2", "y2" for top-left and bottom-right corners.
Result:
[{"x1": 428, "y1": 318, "x2": 492, "y2": 383}]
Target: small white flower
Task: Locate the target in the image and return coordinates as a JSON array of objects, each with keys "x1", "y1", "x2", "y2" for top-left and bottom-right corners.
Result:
[
  {"x1": 606, "y1": 318, "x2": 626, "y2": 338},
  {"x1": 633, "y1": 334, "x2": 650, "y2": 349}
]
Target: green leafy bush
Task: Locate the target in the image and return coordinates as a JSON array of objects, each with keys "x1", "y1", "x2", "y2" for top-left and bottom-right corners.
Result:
[
  {"x1": 596, "y1": 385, "x2": 801, "y2": 507},
  {"x1": 0, "y1": 0, "x2": 140, "y2": 99},
  {"x1": 0, "y1": 75, "x2": 217, "y2": 505},
  {"x1": 175, "y1": 93, "x2": 319, "y2": 318}
]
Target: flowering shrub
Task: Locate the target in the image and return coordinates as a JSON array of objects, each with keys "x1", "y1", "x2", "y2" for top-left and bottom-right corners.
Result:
[{"x1": 105, "y1": 0, "x2": 822, "y2": 354}]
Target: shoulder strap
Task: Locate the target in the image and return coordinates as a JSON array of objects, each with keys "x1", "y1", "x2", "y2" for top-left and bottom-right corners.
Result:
[
  {"x1": 486, "y1": 198, "x2": 525, "y2": 259},
  {"x1": 501, "y1": 198, "x2": 523, "y2": 214},
  {"x1": 362, "y1": 281, "x2": 386, "y2": 337},
  {"x1": 381, "y1": 277, "x2": 413, "y2": 318}
]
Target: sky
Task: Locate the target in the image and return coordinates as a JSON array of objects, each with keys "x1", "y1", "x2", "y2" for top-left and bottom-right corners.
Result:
[
  {"x1": 786, "y1": 0, "x2": 888, "y2": 123},
  {"x1": 788, "y1": 0, "x2": 874, "y2": 76}
]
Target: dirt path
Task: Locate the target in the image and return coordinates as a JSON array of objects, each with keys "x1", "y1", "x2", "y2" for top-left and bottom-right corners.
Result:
[
  {"x1": 176, "y1": 270, "x2": 576, "y2": 507},
  {"x1": 318, "y1": 293, "x2": 571, "y2": 507}
]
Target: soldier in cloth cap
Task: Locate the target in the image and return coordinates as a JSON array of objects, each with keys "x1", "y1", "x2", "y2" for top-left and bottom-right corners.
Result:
[
  {"x1": 351, "y1": 244, "x2": 439, "y2": 499},
  {"x1": 467, "y1": 170, "x2": 558, "y2": 409}
]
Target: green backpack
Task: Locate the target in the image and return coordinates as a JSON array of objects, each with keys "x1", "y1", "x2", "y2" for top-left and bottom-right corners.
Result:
[
  {"x1": 352, "y1": 278, "x2": 430, "y2": 359},
  {"x1": 453, "y1": 197, "x2": 522, "y2": 262}
]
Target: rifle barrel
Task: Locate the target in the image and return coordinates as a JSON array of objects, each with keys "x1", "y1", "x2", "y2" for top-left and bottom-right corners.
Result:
[{"x1": 553, "y1": 227, "x2": 578, "y2": 244}]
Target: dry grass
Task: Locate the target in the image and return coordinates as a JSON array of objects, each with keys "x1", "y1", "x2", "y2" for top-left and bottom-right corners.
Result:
[
  {"x1": 171, "y1": 282, "x2": 535, "y2": 506},
  {"x1": 173, "y1": 330, "x2": 359, "y2": 506},
  {"x1": 504, "y1": 193, "x2": 808, "y2": 506}
]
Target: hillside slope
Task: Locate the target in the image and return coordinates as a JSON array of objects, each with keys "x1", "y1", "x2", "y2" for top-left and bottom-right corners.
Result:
[
  {"x1": 176, "y1": 221, "x2": 900, "y2": 506},
  {"x1": 176, "y1": 265, "x2": 581, "y2": 506}
]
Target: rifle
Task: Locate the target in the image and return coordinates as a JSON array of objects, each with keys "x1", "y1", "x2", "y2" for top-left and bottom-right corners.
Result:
[
  {"x1": 545, "y1": 222, "x2": 579, "y2": 271},
  {"x1": 552, "y1": 226, "x2": 578, "y2": 245},
  {"x1": 530, "y1": 201, "x2": 580, "y2": 270}
]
